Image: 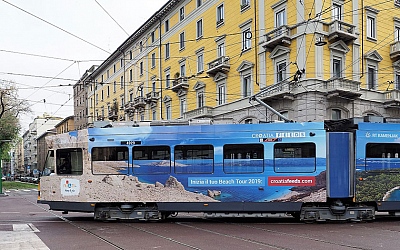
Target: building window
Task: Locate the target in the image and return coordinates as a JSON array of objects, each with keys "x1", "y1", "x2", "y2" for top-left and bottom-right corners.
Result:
[
  {"x1": 180, "y1": 63, "x2": 186, "y2": 77},
  {"x1": 120, "y1": 76, "x2": 124, "y2": 88},
  {"x1": 241, "y1": 0, "x2": 250, "y2": 10},
  {"x1": 139, "y1": 41, "x2": 143, "y2": 52},
  {"x1": 367, "y1": 16, "x2": 376, "y2": 39},
  {"x1": 396, "y1": 26, "x2": 400, "y2": 42},
  {"x1": 165, "y1": 20, "x2": 169, "y2": 33},
  {"x1": 275, "y1": 9, "x2": 286, "y2": 28},
  {"x1": 197, "y1": 91, "x2": 204, "y2": 108},
  {"x1": 180, "y1": 7, "x2": 185, "y2": 21},
  {"x1": 180, "y1": 98, "x2": 186, "y2": 117},
  {"x1": 151, "y1": 31, "x2": 155, "y2": 43},
  {"x1": 107, "y1": 86, "x2": 110, "y2": 97},
  {"x1": 107, "y1": 70, "x2": 109, "y2": 78},
  {"x1": 367, "y1": 66, "x2": 376, "y2": 89},
  {"x1": 217, "y1": 43, "x2": 225, "y2": 57},
  {"x1": 333, "y1": 58, "x2": 342, "y2": 78},
  {"x1": 197, "y1": 53, "x2": 204, "y2": 73},
  {"x1": 242, "y1": 28, "x2": 251, "y2": 50},
  {"x1": 139, "y1": 84, "x2": 144, "y2": 97},
  {"x1": 197, "y1": 0, "x2": 202, "y2": 8},
  {"x1": 180, "y1": 32, "x2": 185, "y2": 50},
  {"x1": 151, "y1": 53, "x2": 156, "y2": 68},
  {"x1": 243, "y1": 75, "x2": 251, "y2": 97},
  {"x1": 113, "y1": 64, "x2": 116, "y2": 73},
  {"x1": 278, "y1": 111, "x2": 288, "y2": 121},
  {"x1": 101, "y1": 90, "x2": 103, "y2": 100},
  {"x1": 113, "y1": 81, "x2": 116, "y2": 93},
  {"x1": 276, "y1": 61, "x2": 286, "y2": 83},
  {"x1": 152, "y1": 78, "x2": 156, "y2": 92},
  {"x1": 165, "y1": 42, "x2": 170, "y2": 59},
  {"x1": 166, "y1": 73, "x2": 170, "y2": 88},
  {"x1": 332, "y1": 3, "x2": 342, "y2": 20},
  {"x1": 152, "y1": 109, "x2": 157, "y2": 120},
  {"x1": 396, "y1": 74, "x2": 400, "y2": 90},
  {"x1": 166, "y1": 103, "x2": 171, "y2": 120},
  {"x1": 217, "y1": 4, "x2": 224, "y2": 25},
  {"x1": 120, "y1": 58, "x2": 124, "y2": 67},
  {"x1": 197, "y1": 19, "x2": 203, "y2": 39},
  {"x1": 140, "y1": 61, "x2": 143, "y2": 75},
  {"x1": 332, "y1": 109, "x2": 341, "y2": 120},
  {"x1": 129, "y1": 69, "x2": 133, "y2": 82},
  {"x1": 129, "y1": 50, "x2": 132, "y2": 60}
]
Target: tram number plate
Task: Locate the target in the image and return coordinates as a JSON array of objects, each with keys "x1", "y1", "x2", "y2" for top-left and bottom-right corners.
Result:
[{"x1": 121, "y1": 141, "x2": 141, "y2": 145}]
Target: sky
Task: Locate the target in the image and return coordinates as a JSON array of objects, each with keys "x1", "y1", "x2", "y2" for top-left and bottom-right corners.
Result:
[{"x1": 0, "y1": 0, "x2": 168, "y2": 132}]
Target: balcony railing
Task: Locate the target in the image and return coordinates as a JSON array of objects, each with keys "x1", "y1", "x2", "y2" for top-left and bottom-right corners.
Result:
[
  {"x1": 184, "y1": 106, "x2": 214, "y2": 119},
  {"x1": 384, "y1": 89, "x2": 400, "y2": 108},
  {"x1": 133, "y1": 96, "x2": 147, "y2": 108},
  {"x1": 262, "y1": 25, "x2": 292, "y2": 50},
  {"x1": 323, "y1": 78, "x2": 360, "y2": 91},
  {"x1": 325, "y1": 20, "x2": 357, "y2": 42},
  {"x1": 124, "y1": 102, "x2": 135, "y2": 112},
  {"x1": 146, "y1": 91, "x2": 160, "y2": 102},
  {"x1": 171, "y1": 77, "x2": 189, "y2": 92},
  {"x1": 390, "y1": 41, "x2": 400, "y2": 59},
  {"x1": 108, "y1": 110, "x2": 118, "y2": 120},
  {"x1": 258, "y1": 81, "x2": 293, "y2": 101},
  {"x1": 206, "y1": 56, "x2": 230, "y2": 75}
]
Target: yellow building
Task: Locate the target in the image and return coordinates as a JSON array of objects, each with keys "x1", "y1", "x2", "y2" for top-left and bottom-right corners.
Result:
[{"x1": 80, "y1": 0, "x2": 400, "y2": 125}]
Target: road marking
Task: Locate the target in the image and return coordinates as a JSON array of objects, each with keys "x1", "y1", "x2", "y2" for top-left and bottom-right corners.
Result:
[{"x1": 0, "y1": 224, "x2": 49, "y2": 250}]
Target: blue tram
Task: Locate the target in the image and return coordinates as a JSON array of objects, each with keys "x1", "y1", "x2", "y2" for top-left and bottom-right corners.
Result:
[{"x1": 37, "y1": 119, "x2": 400, "y2": 221}]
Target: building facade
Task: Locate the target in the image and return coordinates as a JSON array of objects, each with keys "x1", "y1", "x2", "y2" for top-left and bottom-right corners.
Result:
[
  {"x1": 77, "y1": 0, "x2": 400, "y2": 127},
  {"x1": 73, "y1": 65, "x2": 98, "y2": 130},
  {"x1": 55, "y1": 115, "x2": 74, "y2": 134},
  {"x1": 23, "y1": 113, "x2": 63, "y2": 173}
]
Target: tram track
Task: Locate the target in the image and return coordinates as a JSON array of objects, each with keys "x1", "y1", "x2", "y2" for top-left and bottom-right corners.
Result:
[
  {"x1": 184, "y1": 215, "x2": 373, "y2": 250},
  {"x1": 17, "y1": 193, "x2": 127, "y2": 250},
  {"x1": 9, "y1": 191, "x2": 398, "y2": 250}
]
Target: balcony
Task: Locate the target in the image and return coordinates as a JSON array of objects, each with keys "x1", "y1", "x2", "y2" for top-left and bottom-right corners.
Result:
[
  {"x1": 325, "y1": 20, "x2": 357, "y2": 42},
  {"x1": 133, "y1": 96, "x2": 147, "y2": 108},
  {"x1": 262, "y1": 25, "x2": 292, "y2": 50},
  {"x1": 390, "y1": 41, "x2": 400, "y2": 59},
  {"x1": 184, "y1": 106, "x2": 214, "y2": 119},
  {"x1": 124, "y1": 102, "x2": 135, "y2": 112},
  {"x1": 171, "y1": 77, "x2": 189, "y2": 92},
  {"x1": 108, "y1": 109, "x2": 118, "y2": 121},
  {"x1": 207, "y1": 56, "x2": 230, "y2": 75},
  {"x1": 259, "y1": 81, "x2": 295, "y2": 102},
  {"x1": 146, "y1": 91, "x2": 160, "y2": 103},
  {"x1": 323, "y1": 78, "x2": 361, "y2": 99},
  {"x1": 384, "y1": 89, "x2": 400, "y2": 108}
]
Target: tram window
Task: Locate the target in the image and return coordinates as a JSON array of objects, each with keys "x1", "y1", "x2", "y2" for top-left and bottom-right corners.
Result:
[
  {"x1": 43, "y1": 150, "x2": 55, "y2": 176},
  {"x1": 174, "y1": 145, "x2": 214, "y2": 174},
  {"x1": 274, "y1": 143, "x2": 316, "y2": 173},
  {"x1": 223, "y1": 144, "x2": 264, "y2": 174},
  {"x1": 133, "y1": 146, "x2": 171, "y2": 175},
  {"x1": 56, "y1": 148, "x2": 83, "y2": 175},
  {"x1": 366, "y1": 143, "x2": 400, "y2": 170},
  {"x1": 92, "y1": 147, "x2": 128, "y2": 175}
]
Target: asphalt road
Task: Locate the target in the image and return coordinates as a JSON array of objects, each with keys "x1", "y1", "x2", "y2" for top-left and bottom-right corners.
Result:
[{"x1": 1, "y1": 188, "x2": 400, "y2": 250}]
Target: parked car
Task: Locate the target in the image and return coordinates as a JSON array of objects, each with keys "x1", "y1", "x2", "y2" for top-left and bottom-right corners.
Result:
[{"x1": 1, "y1": 176, "x2": 5, "y2": 181}]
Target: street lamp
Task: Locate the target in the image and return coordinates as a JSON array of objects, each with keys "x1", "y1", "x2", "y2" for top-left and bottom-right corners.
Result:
[{"x1": 0, "y1": 139, "x2": 12, "y2": 196}]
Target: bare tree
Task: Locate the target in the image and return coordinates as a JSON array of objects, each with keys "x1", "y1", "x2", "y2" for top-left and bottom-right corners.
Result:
[{"x1": 0, "y1": 80, "x2": 31, "y2": 158}]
